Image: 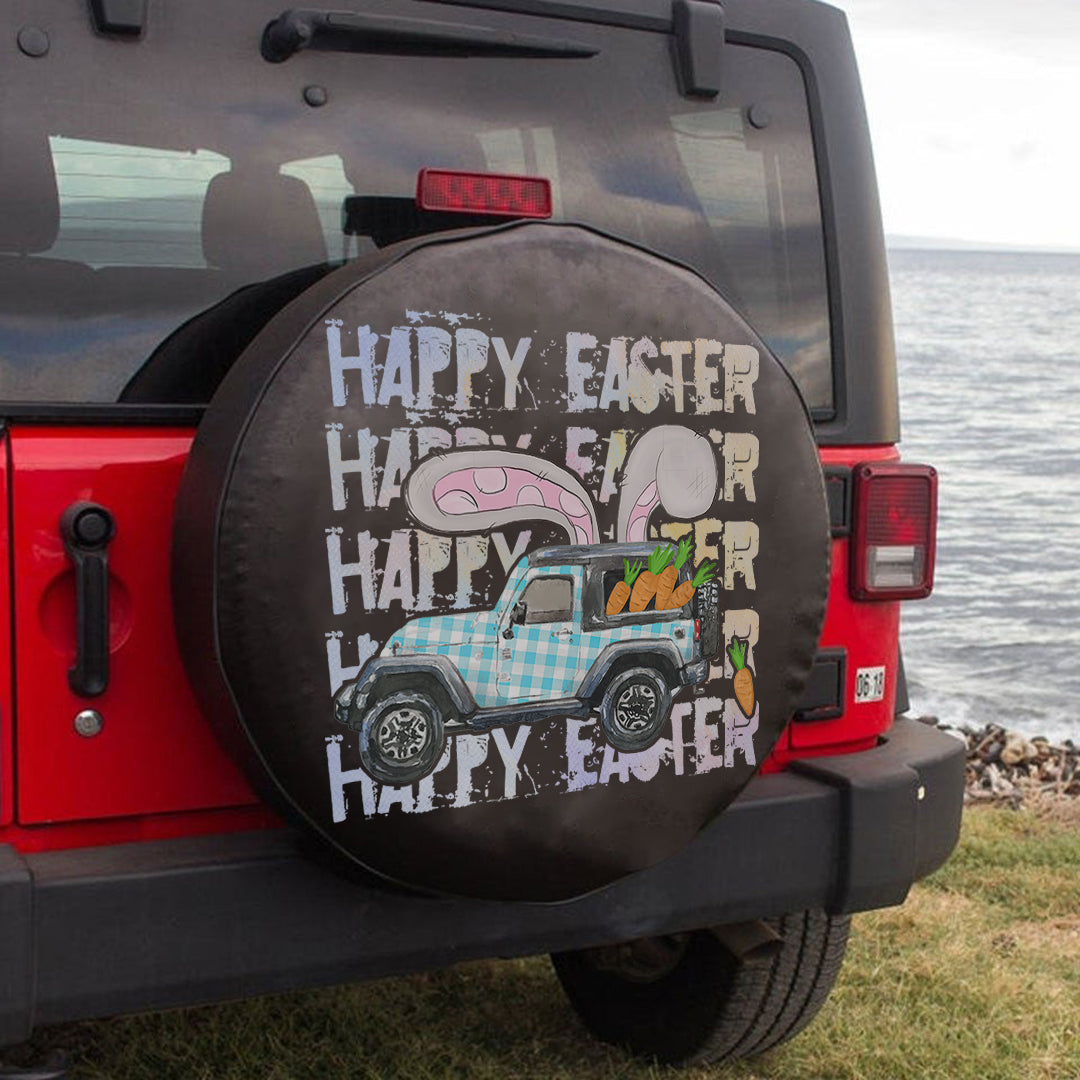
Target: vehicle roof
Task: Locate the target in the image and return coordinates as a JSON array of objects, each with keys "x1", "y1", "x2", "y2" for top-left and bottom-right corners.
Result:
[{"x1": 527, "y1": 542, "x2": 659, "y2": 566}]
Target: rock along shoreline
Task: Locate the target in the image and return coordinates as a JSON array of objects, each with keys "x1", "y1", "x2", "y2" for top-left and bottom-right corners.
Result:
[{"x1": 912, "y1": 717, "x2": 1078, "y2": 806}]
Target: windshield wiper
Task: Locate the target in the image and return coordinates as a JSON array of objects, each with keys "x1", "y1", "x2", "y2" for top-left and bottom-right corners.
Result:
[{"x1": 261, "y1": 8, "x2": 599, "y2": 61}]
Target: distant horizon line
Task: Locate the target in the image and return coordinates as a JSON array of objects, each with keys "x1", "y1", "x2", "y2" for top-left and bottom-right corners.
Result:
[{"x1": 886, "y1": 234, "x2": 1080, "y2": 255}]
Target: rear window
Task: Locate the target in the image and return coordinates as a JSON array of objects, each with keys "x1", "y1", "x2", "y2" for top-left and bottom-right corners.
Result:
[
  {"x1": 600, "y1": 567, "x2": 691, "y2": 616},
  {"x1": 0, "y1": 2, "x2": 831, "y2": 412}
]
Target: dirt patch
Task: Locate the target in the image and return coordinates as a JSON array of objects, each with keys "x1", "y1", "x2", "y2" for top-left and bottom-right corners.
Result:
[
  {"x1": 1024, "y1": 789, "x2": 1080, "y2": 826},
  {"x1": 993, "y1": 917, "x2": 1080, "y2": 970}
]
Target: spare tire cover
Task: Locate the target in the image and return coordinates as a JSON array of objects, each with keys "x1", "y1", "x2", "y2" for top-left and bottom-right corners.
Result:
[{"x1": 174, "y1": 222, "x2": 829, "y2": 902}]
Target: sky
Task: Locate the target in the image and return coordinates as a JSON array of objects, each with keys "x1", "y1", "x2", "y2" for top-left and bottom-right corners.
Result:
[{"x1": 826, "y1": 0, "x2": 1080, "y2": 250}]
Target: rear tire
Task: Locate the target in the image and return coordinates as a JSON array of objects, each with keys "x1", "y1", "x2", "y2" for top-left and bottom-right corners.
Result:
[
  {"x1": 598, "y1": 667, "x2": 672, "y2": 752},
  {"x1": 551, "y1": 910, "x2": 850, "y2": 1066}
]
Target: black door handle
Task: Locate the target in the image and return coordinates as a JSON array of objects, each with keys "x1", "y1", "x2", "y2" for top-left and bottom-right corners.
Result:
[{"x1": 60, "y1": 502, "x2": 116, "y2": 698}]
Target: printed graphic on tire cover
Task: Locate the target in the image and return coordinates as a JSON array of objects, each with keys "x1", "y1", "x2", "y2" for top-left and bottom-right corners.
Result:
[
  {"x1": 338, "y1": 440, "x2": 722, "y2": 786},
  {"x1": 173, "y1": 223, "x2": 830, "y2": 901}
]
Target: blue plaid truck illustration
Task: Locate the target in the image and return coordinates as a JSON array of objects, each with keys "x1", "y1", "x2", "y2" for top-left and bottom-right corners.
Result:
[{"x1": 334, "y1": 542, "x2": 721, "y2": 786}]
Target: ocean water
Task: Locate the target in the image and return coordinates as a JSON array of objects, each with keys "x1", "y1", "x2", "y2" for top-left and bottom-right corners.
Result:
[{"x1": 888, "y1": 248, "x2": 1080, "y2": 743}]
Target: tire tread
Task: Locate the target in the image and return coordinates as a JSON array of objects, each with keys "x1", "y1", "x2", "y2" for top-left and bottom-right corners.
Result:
[{"x1": 553, "y1": 908, "x2": 850, "y2": 1067}]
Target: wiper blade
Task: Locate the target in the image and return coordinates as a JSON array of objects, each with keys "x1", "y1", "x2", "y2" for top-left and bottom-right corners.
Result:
[{"x1": 261, "y1": 8, "x2": 600, "y2": 61}]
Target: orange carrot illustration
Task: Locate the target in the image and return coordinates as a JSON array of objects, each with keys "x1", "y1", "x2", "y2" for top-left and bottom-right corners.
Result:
[
  {"x1": 667, "y1": 560, "x2": 716, "y2": 610},
  {"x1": 655, "y1": 536, "x2": 693, "y2": 610},
  {"x1": 628, "y1": 544, "x2": 673, "y2": 613},
  {"x1": 606, "y1": 558, "x2": 642, "y2": 616},
  {"x1": 727, "y1": 635, "x2": 755, "y2": 718}
]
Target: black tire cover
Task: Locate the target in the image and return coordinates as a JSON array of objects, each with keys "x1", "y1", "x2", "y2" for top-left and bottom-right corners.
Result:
[{"x1": 174, "y1": 222, "x2": 829, "y2": 902}]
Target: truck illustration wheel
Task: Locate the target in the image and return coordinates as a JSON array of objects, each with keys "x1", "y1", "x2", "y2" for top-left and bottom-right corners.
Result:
[
  {"x1": 358, "y1": 692, "x2": 445, "y2": 786},
  {"x1": 599, "y1": 668, "x2": 672, "y2": 753}
]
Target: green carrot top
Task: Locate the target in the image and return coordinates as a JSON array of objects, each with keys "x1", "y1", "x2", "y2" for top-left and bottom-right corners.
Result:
[
  {"x1": 672, "y1": 536, "x2": 693, "y2": 571},
  {"x1": 622, "y1": 558, "x2": 643, "y2": 585},
  {"x1": 691, "y1": 561, "x2": 717, "y2": 588},
  {"x1": 648, "y1": 543, "x2": 675, "y2": 576},
  {"x1": 726, "y1": 636, "x2": 748, "y2": 671}
]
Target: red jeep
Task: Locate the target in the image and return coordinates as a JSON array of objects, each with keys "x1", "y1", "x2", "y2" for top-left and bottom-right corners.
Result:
[{"x1": 0, "y1": 0, "x2": 962, "y2": 1068}]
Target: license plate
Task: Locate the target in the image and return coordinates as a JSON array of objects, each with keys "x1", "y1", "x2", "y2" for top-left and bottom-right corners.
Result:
[{"x1": 854, "y1": 665, "x2": 886, "y2": 703}]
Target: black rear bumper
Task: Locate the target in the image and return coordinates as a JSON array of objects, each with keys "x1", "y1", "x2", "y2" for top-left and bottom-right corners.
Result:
[{"x1": 0, "y1": 717, "x2": 963, "y2": 1046}]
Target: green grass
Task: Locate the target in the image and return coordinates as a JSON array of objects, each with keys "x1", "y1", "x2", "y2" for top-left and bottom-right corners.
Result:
[{"x1": 6, "y1": 803, "x2": 1079, "y2": 1080}]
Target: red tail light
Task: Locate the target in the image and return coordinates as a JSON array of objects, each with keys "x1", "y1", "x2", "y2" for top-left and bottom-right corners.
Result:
[
  {"x1": 416, "y1": 168, "x2": 552, "y2": 219},
  {"x1": 850, "y1": 463, "x2": 938, "y2": 600},
  {"x1": 694, "y1": 618, "x2": 701, "y2": 642}
]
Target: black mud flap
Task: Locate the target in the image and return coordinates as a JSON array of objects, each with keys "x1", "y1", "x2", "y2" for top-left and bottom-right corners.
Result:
[{"x1": 173, "y1": 222, "x2": 830, "y2": 901}]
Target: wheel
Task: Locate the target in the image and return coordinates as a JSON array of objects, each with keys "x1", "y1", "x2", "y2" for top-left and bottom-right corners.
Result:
[
  {"x1": 599, "y1": 667, "x2": 672, "y2": 752},
  {"x1": 357, "y1": 691, "x2": 446, "y2": 785},
  {"x1": 551, "y1": 910, "x2": 851, "y2": 1066},
  {"x1": 173, "y1": 221, "x2": 832, "y2": 899}
]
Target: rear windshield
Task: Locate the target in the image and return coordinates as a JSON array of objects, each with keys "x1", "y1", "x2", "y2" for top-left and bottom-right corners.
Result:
[
  {"x1": 0, "y1": 1, "x2": 831, "y2": 412},
  {"x1": 601, "y1": 568, "x2": 690, "y2": 616}
]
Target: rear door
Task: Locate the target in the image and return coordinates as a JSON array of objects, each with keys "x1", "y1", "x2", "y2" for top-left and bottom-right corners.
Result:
[
  {"x1": 498, "y1": 571, "x2": 582, "y2": 701},
  {"x1": 0, "y1": 0, "x2": 834, "y2": 822}
]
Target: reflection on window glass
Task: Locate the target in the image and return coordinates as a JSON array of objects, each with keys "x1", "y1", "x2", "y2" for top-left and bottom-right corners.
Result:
[
  {"x1": 668, "y1": 98, "x2": 831, "y2": 411},
  {"x1": 281, "y1": 154, "x2": 356, "y2": 262},
  {"x1": 48, "y1": 137, "x2": 229, "y2": 268},
  {"x1": 1, "y1": 17, "x2": 831, "y2": 409},
  {"x1": 672, "y1": 110, "x2": 769, "y2": 232},
  {"x1": 478, "y1": 126, "x2": 563, "y2": 218}
]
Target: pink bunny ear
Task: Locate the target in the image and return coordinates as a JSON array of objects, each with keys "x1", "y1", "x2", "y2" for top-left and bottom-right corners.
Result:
[
  {"x1": 617, "y1": 426, "x2": 718, "y2": 542},
  {"x1": 404, "y1": 449, "x2": 599, "y2": 545}
]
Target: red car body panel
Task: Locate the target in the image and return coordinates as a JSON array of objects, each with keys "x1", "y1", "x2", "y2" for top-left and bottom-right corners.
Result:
[
  {"x1": 0, "y1": 430, "x2": 905, "y2": 852},
  {"x1": 789, "y1": 444, "x2": 902, "y2": 752},
  {"x1": 0, "y1": 433, "x2": 13, "y2": 828},
  {"x1": 7, "y1": 429, "x2": 256, "y2": 828}
]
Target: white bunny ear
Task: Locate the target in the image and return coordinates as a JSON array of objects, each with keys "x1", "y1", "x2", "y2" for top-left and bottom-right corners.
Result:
[
  {"x1": 617, "y1": 426, "x2": 719, "y2": 542},
  {"x1": 404, "y1": 449, "x2": 599, "y2": 545}
]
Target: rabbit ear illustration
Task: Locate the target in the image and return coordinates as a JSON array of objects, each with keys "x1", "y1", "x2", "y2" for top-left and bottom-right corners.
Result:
[
  {"x1": 404, "y1": 449, "x2": 599, "y2": 545},
  {"x1": 617, "y1": 426, "x2": 719, "y2": 542}
]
